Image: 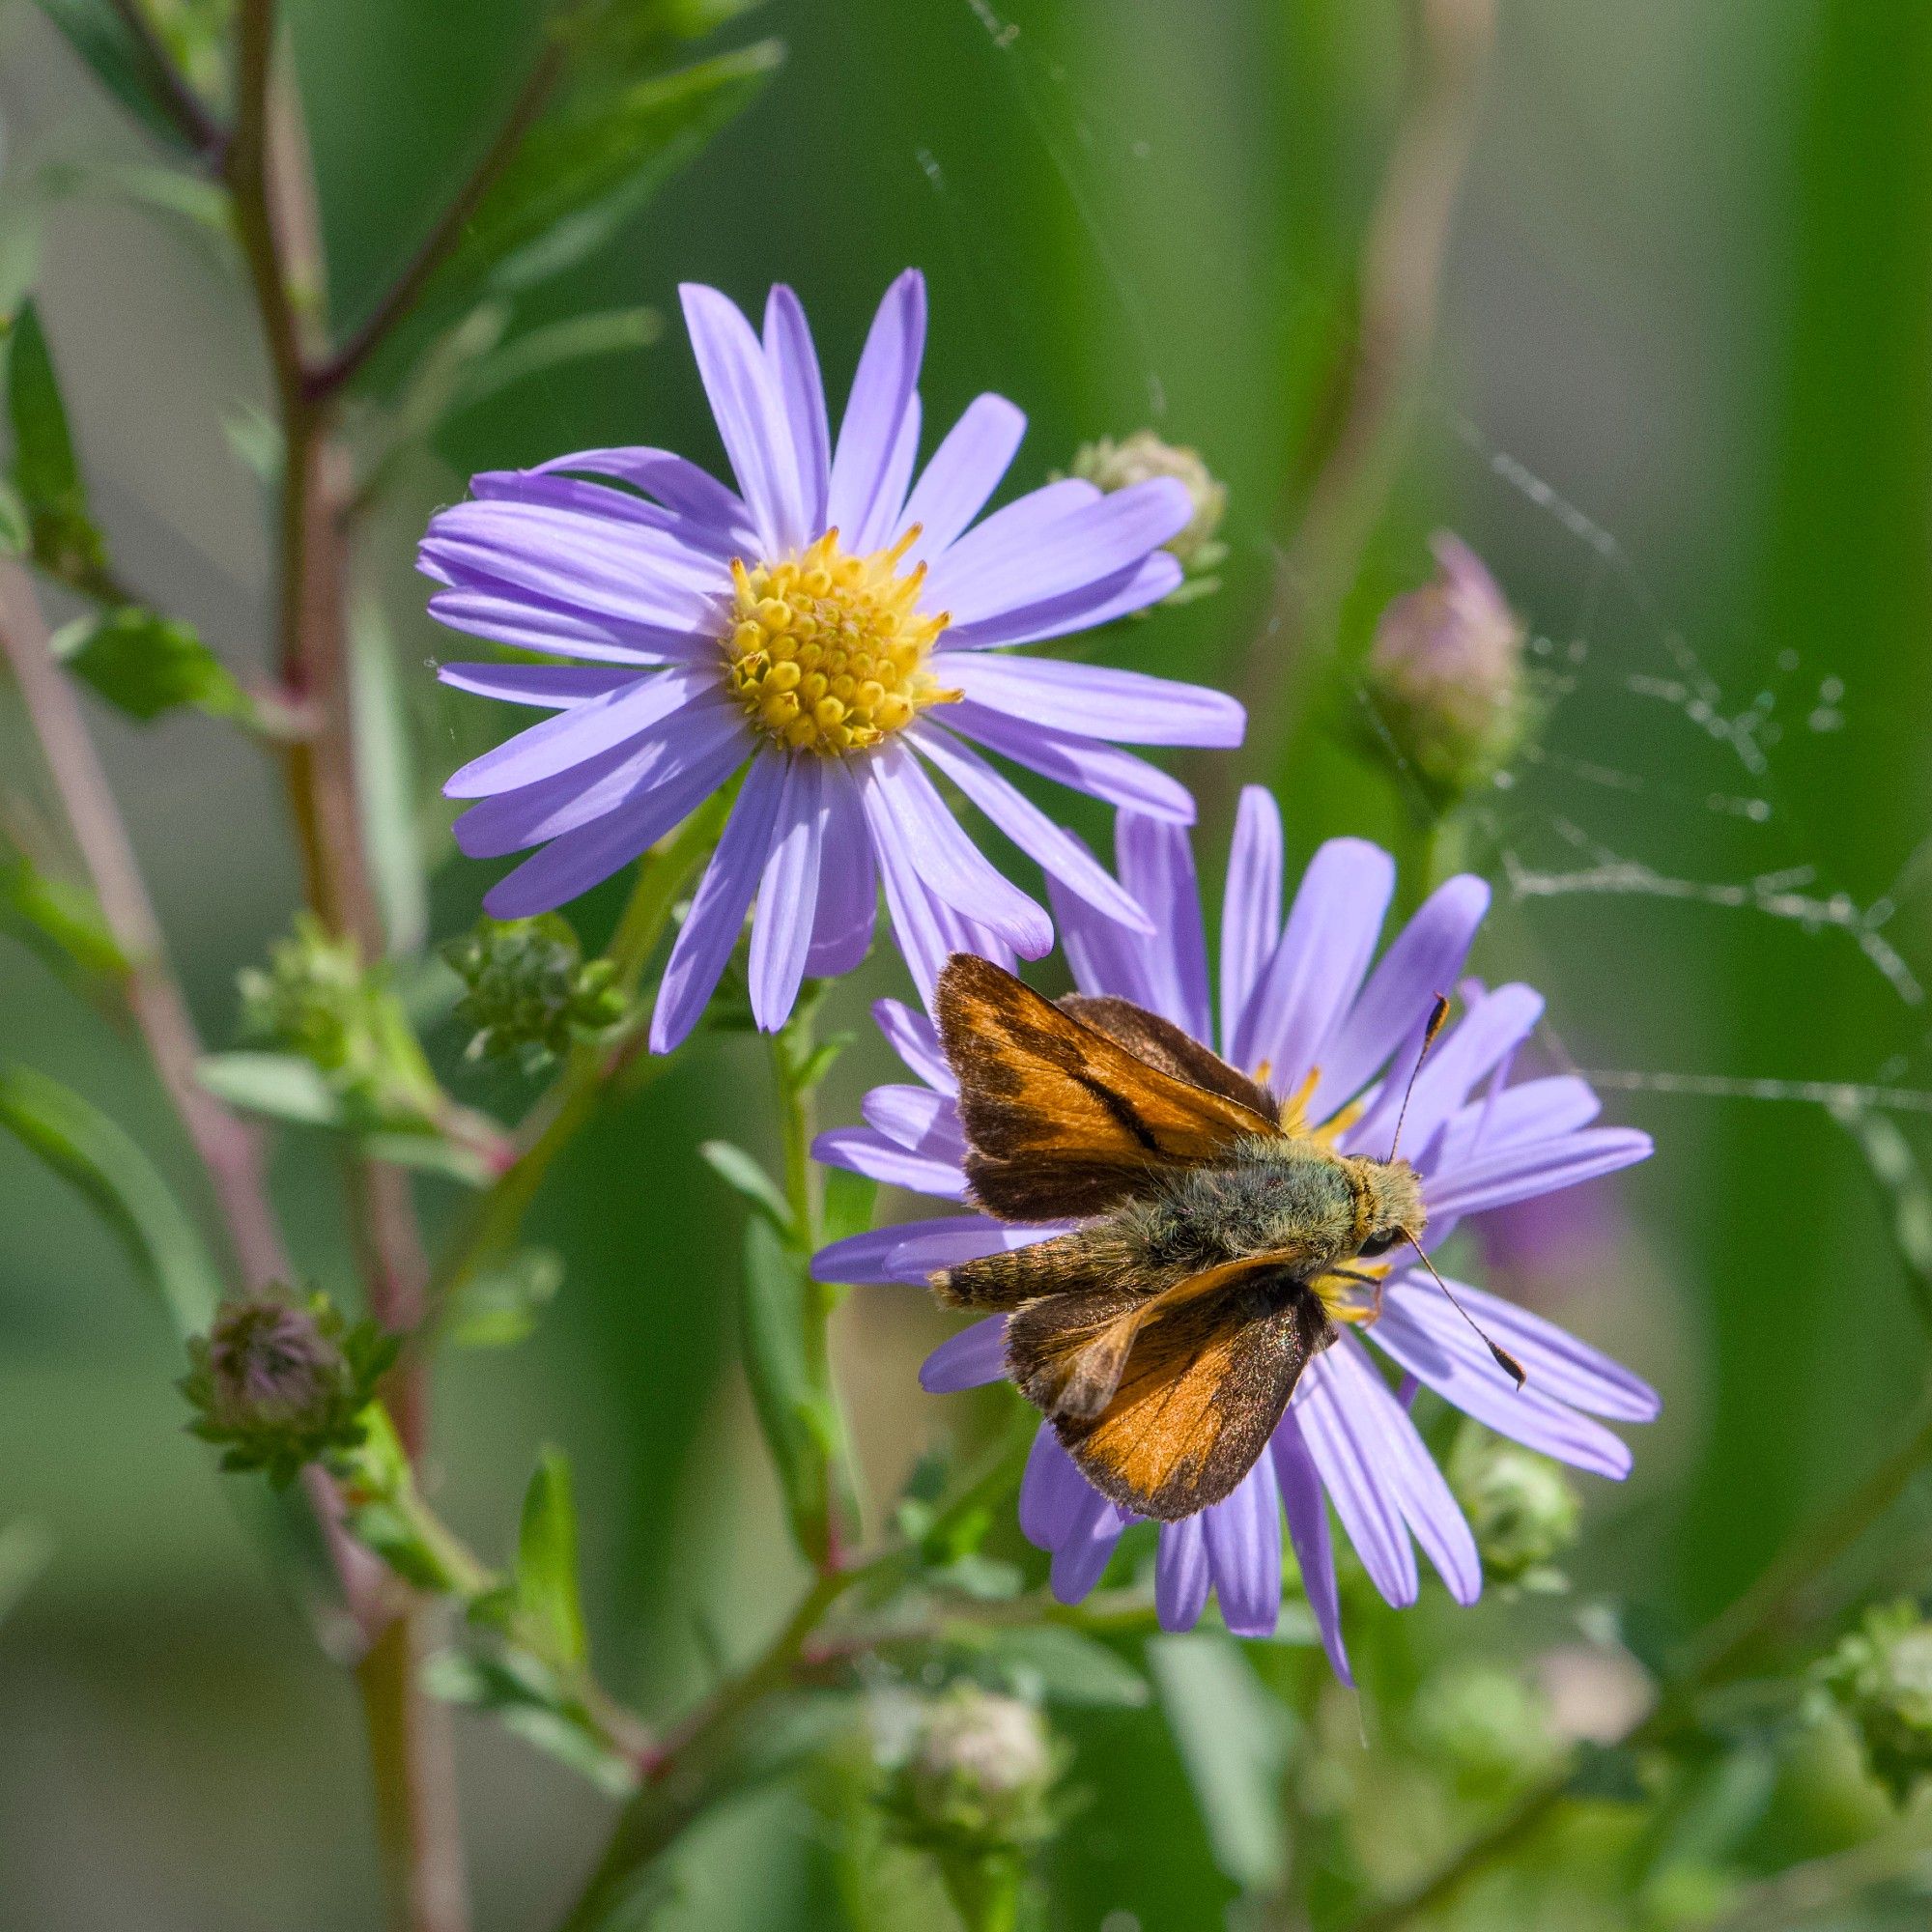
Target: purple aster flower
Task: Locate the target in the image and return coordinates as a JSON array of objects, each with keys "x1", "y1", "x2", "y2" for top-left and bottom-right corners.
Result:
[
  {"x1": 810, "y1": 789, "x2": 1658, "y2": 1679},
  {"x1": 420, "y1": 270, "x2": 1243, "y2": 1050}
]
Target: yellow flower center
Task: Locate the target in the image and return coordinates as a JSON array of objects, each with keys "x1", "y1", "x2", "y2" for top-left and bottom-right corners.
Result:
[{"x1": 722, "y1": 527, "x2": 957, "y2": 756}]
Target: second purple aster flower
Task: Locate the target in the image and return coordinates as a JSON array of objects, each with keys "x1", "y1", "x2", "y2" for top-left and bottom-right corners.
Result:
[{"x1": 421, "y1": 269, "x2": 1243, "y2": 1050}]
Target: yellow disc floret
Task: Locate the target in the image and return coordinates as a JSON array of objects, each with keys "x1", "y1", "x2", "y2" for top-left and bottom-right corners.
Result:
[{"x1": 723, "y1": 526, "x2": 957, "y2": 755}]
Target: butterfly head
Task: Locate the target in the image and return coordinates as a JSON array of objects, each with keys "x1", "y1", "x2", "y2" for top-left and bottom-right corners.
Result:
[{"x1": 1343, "y1": 1154, "x2": 1427, "y2": 1260}]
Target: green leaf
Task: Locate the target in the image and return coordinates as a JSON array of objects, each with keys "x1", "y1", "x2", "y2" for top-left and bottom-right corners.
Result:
[
  {"x1": 981, "y1": 1625, "x2": 1151, "y2": 1708},
  {"x1": 0, "y1": 476, "x2": 29, "y2": 554},
  {"x1": 739, "y1": 1214, "x2": 833, "y2": 1564},
  {"x1": 1150, "y1": 1634, "x2": 1293, "y2": 1892},
  {"x1": 0, "y1": 1064, "x2": 222, "y2": 1336},
  {"x1": 699, "y1": 1139, "x2": 795, "y2": 1239},
  {"x1": 357, "y1": 1128, "x2": 493, "y2": 1187},
  {"x1": 515, "y1": 1447, "x2": 589, "y2": 1669},
  {"x1": 443, "y1": 1247, "x2": 563, "y2": 1350},
  {"x1": 423, "y1": 1649, "x2": 638, "y2": 1797},
  {"x1": 429, "y1": 43, "x2": 781, "y2": 314},
  {"x1": 196, "y1": 1051, "x2": 344, "y2": 1126},
  {"x1": 0, "y1": 850, "x2": 129, "y2": 981},
  {"x1": 53, "y1": 605, "x2": 248, "y2": 723},
  {"x1": 4, "y1": 301, "x2": 105, "y2": 586},
  {"x1": 29, "y1": 0, "x2": 205, "y2": 153}
]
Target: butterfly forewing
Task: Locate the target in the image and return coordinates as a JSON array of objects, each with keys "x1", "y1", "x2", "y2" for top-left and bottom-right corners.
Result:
[{"x1": 935, "y1": 954, "x2": 1284, "y2": 1221}]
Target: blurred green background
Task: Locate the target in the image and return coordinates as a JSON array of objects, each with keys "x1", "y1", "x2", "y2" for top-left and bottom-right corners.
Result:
[{"x1": 3, "y1": 0, "x2": 1932, "y2": 1925}]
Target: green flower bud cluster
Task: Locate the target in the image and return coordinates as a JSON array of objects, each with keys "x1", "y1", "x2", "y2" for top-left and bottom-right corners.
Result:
[
  {"x1": 1071, "y1": 429, "x2": 1228, "y2": 595},
  {"x1": 240, "y1": 912, "x2": 440, "y2": 1121},
  {"x1": 1816, "y1": 1600, "x2": 1932, "y2": 1804},
  {"x1": 1451, "y1": 1430, "x2": 1581, "y2": 1589},
  {"x1": 180, "y1": 1290, "x2": 397, "y2": 1488},
  {"x1": 1363, "y1": 532, "x2": 1530, "y2": 806},
  {"x1": 879, "y1": 1685, "x2": 1062, "y2": 1860},
  {"x1": 441, "y1": 915, "x2": 625, "y2": 1066}
]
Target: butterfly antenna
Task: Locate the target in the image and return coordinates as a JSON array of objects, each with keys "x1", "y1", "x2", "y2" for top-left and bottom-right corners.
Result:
[
  {"x1": 1386, "y1": 993, "x2": 1453, "y2": 1164},
  {"x1": 1396, "y1": 1228, "x2": 1526, "y2": 1390}
]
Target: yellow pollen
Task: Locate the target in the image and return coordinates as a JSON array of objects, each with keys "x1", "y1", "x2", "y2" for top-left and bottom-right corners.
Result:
[
  {"x1": 1311, "y1": 1258, "x2": 1393, "y2": 1324},
  {"x1": 722, "y1": 529, "x2": 956, "y2": 756},
  {"x1": 1272, "y1": 1065, "x2": 1365, "y2": 1149}
]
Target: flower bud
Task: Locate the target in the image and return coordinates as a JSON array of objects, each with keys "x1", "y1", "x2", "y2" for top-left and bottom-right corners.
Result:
[
  {"x1": 1071, "y1": 430, "x2": 1228, "y2": 581},
  {"x1": 1816, "y1": 1601, "x2": 1932, "y2": 1804},
  {"x1": 1451, "y1": 1433, "x2": 1581, "y2": 1587},
  {"x1": 1363, "y1": 532, "x2": 1528, "y2": 803},
  {"x1": 181, "y1": 1291, "x2": 395, "y2": 1487},
  {"x1": 441, "y1": 915, "x2": 625, "y2": 1066},
  {"x1": 882, "y1": 1686, "x2": 1060, "y2": 1857}
]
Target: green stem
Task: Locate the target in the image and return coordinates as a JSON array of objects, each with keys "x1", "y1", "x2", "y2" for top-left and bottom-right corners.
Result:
[
  {"x1": 425, "y1": 798, "x2": 728, "y2": 1314},
  {"x1": 1348, "y1": 1395, "x2": 1932, "y2": 1932}
]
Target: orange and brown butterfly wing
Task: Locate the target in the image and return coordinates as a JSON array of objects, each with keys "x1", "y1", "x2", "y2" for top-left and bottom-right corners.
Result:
[
  {"x1": 1040, "y1": 1268, "x2": 1332, "y2": 1521},
  {"x1": 1056, "y1": 994, "x2": 1276, "y2": 1119},
  {"x1": 936, "y1": 954, "x2": 1284, "y2": 1221}
]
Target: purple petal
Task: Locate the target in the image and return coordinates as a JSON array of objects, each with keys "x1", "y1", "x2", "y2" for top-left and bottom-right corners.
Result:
[
  {"x1": 803, "y1": 761, "x2": 876, "y2": 977},
  {"x1": 898, "y1": 393, "x2": 1027, "y2": 564},
  {"x1": 828, "y1": 270, "x2": 926, "y2": 547},
  {"x1": 920, "y1": 1316, "x2": 1009, "y2": 1394},
  {"x1": 944, "y1": 653, "x2": 1244, "y2": 749},
  {"x1": 874, "y1": 997, "x2": 953, "y2": 1093},
  {"x1": 858, "y1": 743, "x2": 1052, "y2": 957},
  {"x1": 1293, "y1": 1348, "x2": 1418, "y2": 1606},
  {"x1": 810, "y1": 1127, "x2": 968, "y2": 1198},
  {"x1": 1236, "y1": 838, "x2": 1394, "y2": 1092},
  {"x1": 1204, "y1": 1453, "x2": 1284, "y2": 1636},
  {"x1": 469, "y1": 469, "x2": 738, "y2": 559},
  {"x1": 1427, "y1": 1128, "x2": 1653, "y2": 1220},
  {"x1": 939, "y1": 553, "x2": 1182, "y2": 652},
  {"x1": 534, "y1": 445, "x2": 753, "y2": 543},
  {"x1": 748, "y1": 757, "x2": 827, "y2": 1032},
  {"x1": 436, "y1": 663, "x2": 641, "y2": 709},
  {"x1": 679, "y1": 282, "x2": 806, "y2": 554},
  {"x1": 445, "y1": 663, "x2": 715, "y2": 800},
  {"x1": 810, "y1": 1223, "x2": 926, "y2": 1288},
  {"x1": 1349, "y1": 982, "x2": 1545, "y2": 1160},
  {"x1": 1273, "y1": 1414, "x2": 1351, "y2": 1683},
  {"x1": 475, "y1": 724, "x2": 748, "y2": 916},
  {"x1": 944, "y1": 699, "x2": 1196, "y2": 823},
  {"x1": 1048, "y1": 866, "x2": 1165, "y2": 1013},
  {"x1": 910, "y1": 724, "x2": 1152, "y2": 933},
  {"x1": 854, "y1": 392, "x2": 922, "y2": 554},
  {"x1": 1019, "y1": 1425, "x2": 1093, "y2": 1547},
  {"x1": 1321, "y1": 1335, "x2": 1481, "y2": 1604},
  {"x1": 1368, "y1": 1293, "x2": 1634, "y2": 1479},
  {"x1": 1116, "y1": 814, "x2": 1211, "y2": 1040},
  {"x1": 1430, "y1": 1076, "x2": 1602, "y2": 1173},
  {"x1": 1155, "y1": 1517, "x2": 1211, "y2": 1632},
  {"x1": 1390, "y1": 1276, "x2": 1660, "y2": 1423},
  {"x1": 762, "y1": 285, "x2": 830, "y2": 536},
  {"x1": 648, "y1": 751, "x2": 787, "y2": 1053},
  {"x1": 456, "y1": 696, "x2": 747, "y2": 859},
  {"x1": 862, "y1": 1084, "x2": 966, "y2": 1160},
  {"x1": 808, "y1": 1214, "x2": 1068, "y2": 1287},
  {"x1": 870, "y1": 814, "x2": 998, "y2": 1006},
  {"x1": 426, "y1": 586, "x2": 694, "y2": 668},
  {"x1": 1219, "y1": 787, "x2": 1284, "y2": 1063},
  {"x1": 924, "y1": 477, "x2": 1191, "y2": 626},
  {"x1": 1306, "y1": 874, "x2": 1490, "y2": 1124},
  {"x1": 1052, "y1": 1490, "x2": 1126, "y2": 1603}
]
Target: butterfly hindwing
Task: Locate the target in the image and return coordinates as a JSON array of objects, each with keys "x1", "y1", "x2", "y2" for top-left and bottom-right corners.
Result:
[
  {"x1": 936, "y1": 954, "x2": 1284, "y2": 1221},
  {"x1": 1048, "y1": 1268, "x2": 1332, "y2": 1520}
]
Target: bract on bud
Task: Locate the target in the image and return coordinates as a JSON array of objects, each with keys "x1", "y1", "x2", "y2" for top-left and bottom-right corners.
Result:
[
  {"x1": 441, "y1": 914, "x2": 624, "y2": 1066},
  {"x1": 1817, "y1": 1601, "x2": 1932, "y2": 1804},
  {"x1": 1364, "y1": 532, "x2": 1529, "y2": 802},
  {"x1": 1451, "y1": 1432, "x2": 1581, "y2": 1588},
  {"x1": 181, "y1": 1290, "x2": 397, "y2": 1487}
]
